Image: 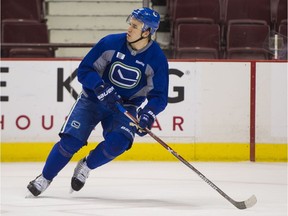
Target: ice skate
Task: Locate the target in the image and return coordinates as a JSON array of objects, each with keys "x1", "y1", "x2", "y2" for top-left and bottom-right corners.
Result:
[
  {"x1": 27, "y1": 174, "x2": 51, "y2": 196},
  {"x1": 71, "y1": 158, "x2": 91, "y2": 192}
]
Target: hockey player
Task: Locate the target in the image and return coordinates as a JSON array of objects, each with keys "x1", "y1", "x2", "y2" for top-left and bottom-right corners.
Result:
[{"x1": 27, "y1": 7, "x2": 169, "y2": 196}]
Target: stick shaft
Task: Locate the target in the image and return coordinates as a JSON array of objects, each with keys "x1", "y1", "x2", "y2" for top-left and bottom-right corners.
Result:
[{"x1": 117, "y1": 104, "x2": 254, "y2": 209}]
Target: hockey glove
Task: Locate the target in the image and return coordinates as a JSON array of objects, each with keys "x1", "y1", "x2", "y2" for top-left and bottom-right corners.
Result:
[
  {"x1": 136, "y1": 108, "x2": 156, "y2": 137},
  {"x1": 94, "y1": 83, "x2": 122, "y2": 111}
]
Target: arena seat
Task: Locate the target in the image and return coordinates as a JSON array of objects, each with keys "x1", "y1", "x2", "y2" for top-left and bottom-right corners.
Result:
[
  {"x1": 174, "y1": 23, "x2": 221, "y2": 59},
  {"x1": 279, "y1": 20, "x2": 287, "y2": 42},
  {"x1": 1, "y1": 0, "x2": 44, "y2": 22},
  {"x1": 226, "y1": 24, "x2": 270, "y2": 59},
  {"x1": 224, "y1": 0, "x2": 271, "y2": 26},
  {"x1": 1, "y1": 19, "x2": 54, "y2": 58},
  {"x1": 170, "y1": 0, "x2": 222, "y2": 51},
  {"x1": 172, "y1": 0, "x2": 221, "y2": 24},
  {"x1": 276, "y1": 0, "x2": 287, "y2": 28},
  {"x1": 278, "y1": 20, "x2": 287, "y2": 59}
]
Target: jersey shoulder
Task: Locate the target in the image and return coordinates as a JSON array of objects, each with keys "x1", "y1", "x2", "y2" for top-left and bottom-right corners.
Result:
[
  {"x1": 147, "y1": 41, "x2": 168, "y2": 68},
  {"x1": 99, "y1": 33, "x2": 127, "y2": 47}
]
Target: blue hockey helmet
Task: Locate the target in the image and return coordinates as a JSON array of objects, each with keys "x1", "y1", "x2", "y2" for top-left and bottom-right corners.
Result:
[{"x1": 130, "y1": 7, "x2": 160, "y2": 35}]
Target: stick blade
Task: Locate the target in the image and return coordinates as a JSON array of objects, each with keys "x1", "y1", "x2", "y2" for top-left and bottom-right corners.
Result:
[
  {"x1": 244, "y1": 195, "x2": 257, "y2": 208},
  {"x1": 234, "y1": 195, "x2": 257, "y2": 209}
]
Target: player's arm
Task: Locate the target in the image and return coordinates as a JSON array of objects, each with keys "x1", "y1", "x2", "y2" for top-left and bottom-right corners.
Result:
[
  {"x1": 77, "y1": 42, "x2": 105, "y2": 90},
  {"x1": 144, "y1": 59, "x2": 169, "y2": 115},
  {"x1": 77, "y1": 38, "x2": 122, "y2": 110},
  {"x1": 137, "y1": 59, "x2": 169, "y2": 134}
]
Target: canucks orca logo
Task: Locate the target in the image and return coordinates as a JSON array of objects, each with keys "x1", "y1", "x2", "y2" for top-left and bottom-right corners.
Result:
[{"x1": 109, "y1": 62, "x2": 141, "y2": 89}]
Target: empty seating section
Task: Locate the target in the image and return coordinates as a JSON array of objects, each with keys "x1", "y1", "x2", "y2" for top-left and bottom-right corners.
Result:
[
  {"x1": 2, "y1": 20, "x2": 49, "y2": 44},
  {"x1": 162, "y1": 0, "x2": 287, "y2": 59},
  {"x1": 1, "y1": 0, "x2": 287, "y2": 59},
  {"x1": 1, "y1": 20, "x2": 54, "y2": 58},
  {"x1": 279, "y1": 21, "x2": 287, "y2": 43},
  {"x1": 1, "y1": 0, "x2": 53, "y2": 58},
  {"x1": 172, "y1": 0, "x2": 221, "y2": 24},
  {"x1": 174, "y1": 23, "x2": 220, "y2": 59},
  {"x1": 225, "y1": 0, "x2": 271, "y2": 25},
  {"x1": 222, "y1": 0, "x2": 273, "y2": 59},
  {"x1": 278, "y1": 20, "x2": 287, "y2": 58},
  {"x1": 226, "y1": 24, "x2": 270, "y2": 59},
  {"x1": 167, "y1": 0, "x2": 222, "y2": 59},
  {"x1": 276, "y1": 0, "x2": 287, "y2": 28},
  {"x1": 1, "y1": 0, "x2": 44, "y2": 22},
  {"x1": 278, "y1": 21, "x2": 287, "y2": 59}
]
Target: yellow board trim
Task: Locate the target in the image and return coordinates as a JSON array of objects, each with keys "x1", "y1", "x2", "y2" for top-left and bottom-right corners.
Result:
[
  {"x1": 0, "y1": 142, "x2": 287, "y2": 162},
  {"x1": 255, "y1": 143, "x2": 288, "y2": 162}
]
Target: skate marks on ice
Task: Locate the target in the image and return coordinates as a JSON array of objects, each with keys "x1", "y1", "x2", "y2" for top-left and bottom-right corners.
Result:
[
  {"x1": 1, "y1": 162, "x2": 287, "y2": 216},
  {"x1": 26, "y1": 194, "x2": 198, "y2": 209},
  {"x1": 20, "y1": 187, "x2": 205, "y2": 216}
]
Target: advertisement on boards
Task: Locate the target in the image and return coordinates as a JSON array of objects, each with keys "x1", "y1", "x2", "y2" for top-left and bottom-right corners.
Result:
[{"x1": 1, "y1": 60, "x2": 197, "y2": 143}]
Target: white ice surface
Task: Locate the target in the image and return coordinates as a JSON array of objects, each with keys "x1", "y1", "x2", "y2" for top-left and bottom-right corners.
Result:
[{"x1": 1, "y1": 162, "x2": 287, "y2": 216}]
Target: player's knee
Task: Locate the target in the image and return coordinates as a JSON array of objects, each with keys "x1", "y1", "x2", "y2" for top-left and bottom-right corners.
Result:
[
  {"x1": 104, "y1": 132, "x2": 131, "y2": 158},
  {"x1": 58, "y1": 134, "x2": 85, "y2": 158}
]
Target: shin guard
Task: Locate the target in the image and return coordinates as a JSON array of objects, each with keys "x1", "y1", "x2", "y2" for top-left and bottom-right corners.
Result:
[
  {"x1": 86, "y1": 132, "x2": 131, "y2": 169},
  {"x1": 42, "y1": 134, "x2": 85, "y2": 180}
]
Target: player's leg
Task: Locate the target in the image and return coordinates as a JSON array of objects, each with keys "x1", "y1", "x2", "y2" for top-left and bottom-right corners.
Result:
[
  {"x1": 27, "y1": 94, "x2": 100, "y2": 196},
  {"x1": 27, "y1": 135, "x2": 85, "y2": 196},
  {"x1": 88, "y1": 132, "x2": 131, "y2": 168},
  {"x1": 71, "y1": 106, "x2": 137, "y2": 191},
  {"x1": 71, "y1": 132, "x2": 132, "y2": 191}
]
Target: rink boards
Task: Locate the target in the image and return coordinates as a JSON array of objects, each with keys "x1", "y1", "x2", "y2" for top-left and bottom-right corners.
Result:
[{"x1": 1, "y1": 59, "x2": 287, "y2": 162}]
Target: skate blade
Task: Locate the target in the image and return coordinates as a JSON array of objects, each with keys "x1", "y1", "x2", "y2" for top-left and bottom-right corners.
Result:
[
  {"x1": 69, "y1": 187, "x2": 74, "y2": 194},
  {"x1": 25, "y1": 190, "x2": 36, "y2": 198}
]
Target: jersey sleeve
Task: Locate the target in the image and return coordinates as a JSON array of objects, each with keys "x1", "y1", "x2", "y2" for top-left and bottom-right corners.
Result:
[
  {"x1": 144, "y1": 56, "x2": 169, "y2": 116},
  {"x1": 77, "y1": 37, "x2": 109, "y2": 91}
]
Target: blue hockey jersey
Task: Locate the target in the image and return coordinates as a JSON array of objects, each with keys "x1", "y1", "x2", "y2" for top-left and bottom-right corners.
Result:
[{"x1": 77, "y1": 33, "x2": 169, "y2": 115}]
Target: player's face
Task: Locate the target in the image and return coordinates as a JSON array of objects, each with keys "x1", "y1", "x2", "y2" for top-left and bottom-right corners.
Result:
[{"x1": 126, "y1": 17, "x2": 144, "y2": 42}]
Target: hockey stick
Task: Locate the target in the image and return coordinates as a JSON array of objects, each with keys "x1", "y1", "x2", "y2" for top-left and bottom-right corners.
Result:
[{"x1": 117, "y1": 104, "x2": 257, "y2": 210}]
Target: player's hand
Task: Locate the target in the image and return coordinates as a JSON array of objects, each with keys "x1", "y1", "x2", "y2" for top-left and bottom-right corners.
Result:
[
  {"x1": 94, "y1": 83, "x2": 122, "y2": 111},
  {"x1": 136, "y1": 108, "x2": 155, "y2": 136}
]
